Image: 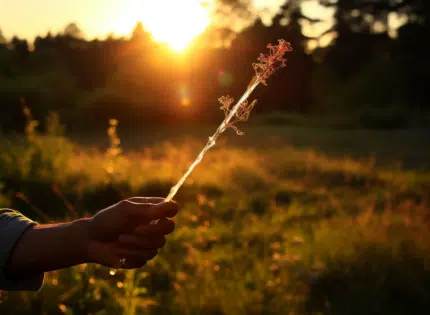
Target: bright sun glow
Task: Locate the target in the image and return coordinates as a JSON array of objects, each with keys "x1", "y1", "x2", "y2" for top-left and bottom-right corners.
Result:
[{"x1": 139, "y1": 0, "x2": 211, "y2": 51}]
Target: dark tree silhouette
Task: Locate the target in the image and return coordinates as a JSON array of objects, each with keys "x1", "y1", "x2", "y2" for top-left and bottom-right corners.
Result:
[
  {"x1": 0, "y1": 30, "x2": 6, "y2": 46},
  {"x1": 63, "y1": 23, "x2": 84, "y2": 38},
  {"x1": 0, "y1": 0, "x2": 429, "y2": 131}
]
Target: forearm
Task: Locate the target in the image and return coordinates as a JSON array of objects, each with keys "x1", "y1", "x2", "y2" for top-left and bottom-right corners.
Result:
[{"x1": 6, "y1": 218, "x2": 90, "y2": 278}]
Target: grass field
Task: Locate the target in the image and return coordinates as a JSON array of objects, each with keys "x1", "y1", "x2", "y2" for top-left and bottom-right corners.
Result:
[{"x1": 1, "y1": 118, "x2": 430, "y2": 315}]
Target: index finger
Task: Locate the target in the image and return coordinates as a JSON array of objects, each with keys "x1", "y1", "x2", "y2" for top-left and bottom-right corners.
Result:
[
  {"x1": 127, "y1": 197, "x2": 166, "y2": 204},
  {"x1": 122, "y1": 200, "x2": 179, "y2": 220},
  {"x1": 146, "y1": 201, "x2": 180, "y2": 220}
]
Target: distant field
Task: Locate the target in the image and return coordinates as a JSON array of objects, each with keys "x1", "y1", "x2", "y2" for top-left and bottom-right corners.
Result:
[
  {"x1": 1, "y1": 123, "x2": 430, "y2": 314},
  {"x1": 71, "y1": 123, "x2": 430, "y2": 169}
]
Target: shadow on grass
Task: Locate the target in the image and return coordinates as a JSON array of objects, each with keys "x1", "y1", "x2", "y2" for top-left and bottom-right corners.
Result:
[
  {"x1": 276, "y1": 165, "x2": 385, "y2": 192},
  {"x1": 306, "y1": 242, "x2": 430, "y2": 315}
]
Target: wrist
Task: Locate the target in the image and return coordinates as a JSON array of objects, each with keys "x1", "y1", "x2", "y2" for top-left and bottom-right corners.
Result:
[{"x1": 68, "y1": 218, "x2": 91, "y2": 264}]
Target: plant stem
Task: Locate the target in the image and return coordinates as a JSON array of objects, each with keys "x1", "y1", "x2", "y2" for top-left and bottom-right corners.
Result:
[{"x1": 164, "y1": 78, "x2": 261, "y2": 203}]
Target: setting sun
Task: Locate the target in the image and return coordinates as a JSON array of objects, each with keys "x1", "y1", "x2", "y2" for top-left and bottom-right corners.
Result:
[{"x1": 138, "y1": 0, "x2": 212, "y2": 51}]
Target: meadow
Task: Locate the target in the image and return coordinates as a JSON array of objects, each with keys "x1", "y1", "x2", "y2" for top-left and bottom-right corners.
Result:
[{"x1": 1, "y1": 111, "x2": 430, "y2": 315}]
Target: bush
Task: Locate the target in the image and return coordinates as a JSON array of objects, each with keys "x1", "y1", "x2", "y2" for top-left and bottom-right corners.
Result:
[
  {"x1": 0, "y1": 110, "x2": 73, "y2": 181},
  {"x1": 0, "y1": 71, "x2": 78, "y2": 131},
  {"x1": 0, "y1": 182, "x2": 10, "y2": 208},
  {"x1": 307, "y1": 242, "x2": 430, "y2": 315}
]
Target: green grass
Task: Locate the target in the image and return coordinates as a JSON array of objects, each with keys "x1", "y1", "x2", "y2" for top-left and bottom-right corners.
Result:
[{"x1": 0, "y1": 121, "x2": 430, "y2": 314}]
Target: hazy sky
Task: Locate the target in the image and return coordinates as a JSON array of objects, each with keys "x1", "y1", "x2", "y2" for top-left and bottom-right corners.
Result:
[{"x1": 0, "y1": 0, "x2": 334, "y2": 41}]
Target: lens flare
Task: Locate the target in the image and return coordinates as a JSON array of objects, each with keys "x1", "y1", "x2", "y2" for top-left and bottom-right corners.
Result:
[
  {"x1": 181, "y1": 98, "x2": 191, "y2": 107},
  {"x1": 179, "y1": 84, "x2": 191, "y2": 106},
  {"x1": 218, "y1": 70, "x2": 233, "y2": 87}
]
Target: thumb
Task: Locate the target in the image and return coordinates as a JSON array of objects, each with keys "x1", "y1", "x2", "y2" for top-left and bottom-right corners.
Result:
[
  {"x1": 121, "y1": 200, "x2": 179, "y2": 221},
  {"x1": 146, "y1": 201, "x2": 180, "y2": 220}
]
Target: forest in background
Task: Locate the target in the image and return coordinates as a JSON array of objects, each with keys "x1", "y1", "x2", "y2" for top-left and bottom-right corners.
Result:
[{"x1": 1, "y1": 0, "x2": 429, "y2": 132}]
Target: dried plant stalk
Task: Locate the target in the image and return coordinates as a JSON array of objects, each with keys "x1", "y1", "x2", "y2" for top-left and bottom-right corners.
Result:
[{"x1": 157, "y1": 40, "x2": 292, "y2": 218}]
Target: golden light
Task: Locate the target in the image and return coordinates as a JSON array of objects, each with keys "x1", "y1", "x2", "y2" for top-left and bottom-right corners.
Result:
[
  {"x1": 140, "y1": 0, "x2": 212, "y2": 51},
  {"x1": 179, "y1": 84, "x2": 191, "y2": 106},
  {"x1": 181, "y1": 97, "x2": 191, "y2": 107}
]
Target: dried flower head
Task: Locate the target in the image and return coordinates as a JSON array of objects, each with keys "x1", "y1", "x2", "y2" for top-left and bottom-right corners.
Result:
[
  {"x1": 235, "y1": 99, "x2": 257, "y2": 122},
  {"x1": 219, "y1": 96, "x2": 257, "y2": 135},
  {"x1": 253, "y1": 39, "x2": 293, "y2": 85},
  {"x1": 218, "y1": 95, "x2": 235, "y2": 116},
  {"x1": 162, "y1": 39, "x2": 292, "y2": 204}
]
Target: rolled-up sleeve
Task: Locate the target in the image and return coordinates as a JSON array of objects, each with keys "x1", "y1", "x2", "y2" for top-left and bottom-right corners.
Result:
[{"x1": 0, "y1": 209, "x2": 44, "y2": 291}]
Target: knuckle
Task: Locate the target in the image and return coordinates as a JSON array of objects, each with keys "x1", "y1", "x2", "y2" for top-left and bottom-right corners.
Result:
[
  {"x1": 118, "y1": 200, "x2": 131, "y2": 210},
  {"x1": 168, "y1": 205, "x2": 179, "y2": 217}
]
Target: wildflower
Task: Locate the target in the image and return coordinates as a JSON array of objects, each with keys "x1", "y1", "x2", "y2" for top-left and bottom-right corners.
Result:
[
  {"x1": 291, "y1": 236, "x2": 304, "y2": 246},
  {"x1": 270, "y1": 263, "x2": 279, "y2": 272},
  {"x1": 253, "y1": 39, "x2": 293, "y2": 85},
  {"x1": 219, "y1": 95, "x2": 234, "y2": 116},
  {"x1": 23, "y1": 106, "x2": 31, "y2": 118},
  {"x1": 272, "y1": 252, "x2": 281, "y2": 261},
  {"x1": 58, "y1": 304, "x2": 67, "y2": 313},
  {"x1": 109, "y1": 118, "x2": 119, "y2": 126},
  {"x1": 278, "y1": 255, "x2": 291, "y2": 266},
  {"x1": 270, "y1": 242, "x2": 281, "y2": 250},
  {"x1": 163, "y1": 39, "x2": 292, "y2": 203},
  {"x1": 197, "y1": 194, "x2": 206, "y2": 205},
  {"x1": 220, "y1": 98, "x2": 258, "y2": 135},
  {"x1": 173, "y1": 283, "x2": 181, "y2": 291},
  {"x1": 176, "y1": 271, "x2": 188, "y2": 281}
]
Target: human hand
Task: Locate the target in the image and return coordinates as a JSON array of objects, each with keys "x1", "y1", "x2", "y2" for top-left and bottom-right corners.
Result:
[{"x1": 87, "y1": 197, "x2": 179, "y2": 269}]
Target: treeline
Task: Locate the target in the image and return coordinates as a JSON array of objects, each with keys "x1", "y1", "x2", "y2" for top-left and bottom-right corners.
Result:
[{"x1": 0, "y1": 0, "x2": 429, "y2": 132}]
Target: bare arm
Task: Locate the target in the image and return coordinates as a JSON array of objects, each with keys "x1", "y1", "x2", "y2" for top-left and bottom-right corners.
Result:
[
  {"x1": 5, "y1": 198, "x2": 179, "y2": 282},
  {"x1": 6, "y1": 219, "x2": 89, "y2": 277}
]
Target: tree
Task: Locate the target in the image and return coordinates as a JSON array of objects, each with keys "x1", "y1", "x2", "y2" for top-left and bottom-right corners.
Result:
[
  {"x1": 229, "y1": 0, "x2": 316, "y2": 112},
  {"x1": 63, "y1": 23, "x2": 84, "y2": 38},
  {"x1": 11, "y1": 36, "x2": 29, "y2": 61},
  {"x1": 0, "y1": 29, "x2": 6, "y2": 46},
  {"x1": 131, "y1": 21, "x2": 151, "y2": 43},
  {"x1": 213, "y1": 0, "x2": 253, "y2": 25}
]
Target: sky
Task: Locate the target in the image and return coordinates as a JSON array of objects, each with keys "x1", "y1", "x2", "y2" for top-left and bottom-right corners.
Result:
[{"x1": 0, "y1": 0, "x2": 334, "y2": 42}]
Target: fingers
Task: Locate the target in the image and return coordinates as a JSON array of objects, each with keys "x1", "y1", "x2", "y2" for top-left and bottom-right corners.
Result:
[
  {"x1": 127, "y1": 197, "x2": 165, "y2": 204},
  {"x1": 121, "y1": 200, "x2": 179, "y2": 221},
  {"x1": 119, "y1": 259, "x2": 148, "y2": 270},
  {"x1": 114, "y1": 249, "x2": 158, "y2": 269},
  {"x1": 146, "y1": 202, "x2": 179, "y2": 220},
  {"x1": 117, "y1": 233, "x2": 166, "y2": 250},
  {"x1": 135, "y1": 218, "x2": 175, "y2": 236},
  {"x1": 116, "y1": 248, "x2": 158, "y2": 261}
]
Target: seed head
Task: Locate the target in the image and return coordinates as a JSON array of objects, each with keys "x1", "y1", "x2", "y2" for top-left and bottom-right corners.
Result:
[
  {"x1": 253, "y1": 39, "x2": 293, "y2": 85},
  {"x1": 218, "y1": 95, "x2": 235, "y2": 116},
  {"x1": 219, "y1": 96, "x2": 257, "y2": 135}
]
